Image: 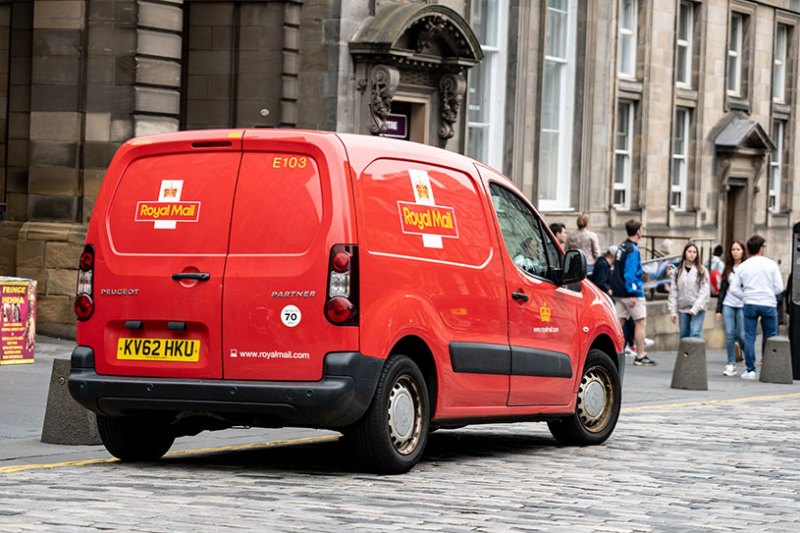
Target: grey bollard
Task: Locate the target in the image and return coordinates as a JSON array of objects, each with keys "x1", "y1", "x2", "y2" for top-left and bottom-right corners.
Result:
[
  {"x1": 671, "y1": 337, "x2": 708, "y2": 391},
  {"x1": 41, "y1": 358, "x2": 102, "y2": 445},
  {"x1": 760, "y1": 336, "x2": 794, "y2": 384}
]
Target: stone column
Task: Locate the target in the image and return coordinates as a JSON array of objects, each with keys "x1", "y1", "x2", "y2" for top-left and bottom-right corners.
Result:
[
  {"x1": 133, "y1": 0, "x2": 181, "y2": 137},
  {"x1": 27, "y1": 0, "x2": 86, "y2": 221}
]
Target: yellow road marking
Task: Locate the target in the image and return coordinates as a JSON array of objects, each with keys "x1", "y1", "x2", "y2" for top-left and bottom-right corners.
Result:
[
  {"x1": 0, "y1": 434, "x2": 340, "y2": 474},
  {"x1": 4, "y1": 393, "x2": 800, "y2": 474},
  {"x1": 622, "y1": 392, "x2": 800, "y2": 413}
]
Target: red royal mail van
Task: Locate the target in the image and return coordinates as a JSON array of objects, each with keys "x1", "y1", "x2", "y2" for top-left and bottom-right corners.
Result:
[{"x1": 69, "y1": 129, "x2": 624, "y2": 473}]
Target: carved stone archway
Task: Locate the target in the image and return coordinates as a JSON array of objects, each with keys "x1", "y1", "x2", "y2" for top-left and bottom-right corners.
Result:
[{"x1": 349, "y1": 4, "x2": 483, "y2": 147}]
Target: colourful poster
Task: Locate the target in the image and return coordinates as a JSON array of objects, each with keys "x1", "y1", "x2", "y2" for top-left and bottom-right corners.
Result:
[{"x1": 0, "y1": 277, "x2": 37, "y2": 365}]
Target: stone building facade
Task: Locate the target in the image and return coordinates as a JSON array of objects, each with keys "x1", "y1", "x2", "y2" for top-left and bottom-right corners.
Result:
[{"x1": 0, "y1": 0, "x2": 798, "y2": 335}]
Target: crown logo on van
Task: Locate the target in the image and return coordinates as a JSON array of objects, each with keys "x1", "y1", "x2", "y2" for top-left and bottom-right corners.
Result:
[
  {"x1": 416, "y1": 182, "x2": 430, "y2": 200},
  {"x1": 539, "y1": 301, "x2": 551, "y2": 322},
  {"x1": 163, "y1": 183, "x2": 178, "y2": 198}
]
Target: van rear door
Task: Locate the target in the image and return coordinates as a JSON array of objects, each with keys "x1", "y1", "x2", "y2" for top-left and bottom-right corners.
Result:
[
  {"x1": 222, "y1": 131, "x2": 357, "y2": 381},
  {"x1": 94, "y1": 132, "x2": 243, "y2": 379}
]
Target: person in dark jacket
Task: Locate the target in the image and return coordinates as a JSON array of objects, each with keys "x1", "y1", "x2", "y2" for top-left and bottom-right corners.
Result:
[{"x1": 589, "y1": 246, "x2": 617, "y2": 295}]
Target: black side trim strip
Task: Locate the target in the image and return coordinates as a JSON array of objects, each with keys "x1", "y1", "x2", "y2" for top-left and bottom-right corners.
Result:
[
  {"x1": 450, "y1": 342, "x2": 573, "y2": 378},
  {"x1": 511, "y1": 346, "x2": 573, "y2": 378},
  {"x1": 449, "y1": 342, "x2": 511, "y2": 375}
]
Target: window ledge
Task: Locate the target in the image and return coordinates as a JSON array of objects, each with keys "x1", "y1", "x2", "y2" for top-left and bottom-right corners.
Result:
[
  {"x1": 773, "y1": 102, "x2": 791, "y2": 117},
  {"x1": 675, "y1": 87, "x2": 698, "y2": 102},
  {"x1": 726, "y1": 97, "x2": 751, "y2": 114},
  {"x1": 618, "y1": 78, "x2": 643, "y2": 95}
]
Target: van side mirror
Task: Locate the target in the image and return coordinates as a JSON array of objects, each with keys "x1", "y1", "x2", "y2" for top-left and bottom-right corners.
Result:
[{"x1": 562, "y1": 249, "x2": 587, "y2": 285}]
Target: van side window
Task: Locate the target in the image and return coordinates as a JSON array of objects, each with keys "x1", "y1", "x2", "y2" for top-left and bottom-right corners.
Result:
[
  {"x1": 543, "y1": 231, "x2": 561, "y2": 269},
  {"x1": 490, "y1": 184, "x2": 550, "y2": 279}
]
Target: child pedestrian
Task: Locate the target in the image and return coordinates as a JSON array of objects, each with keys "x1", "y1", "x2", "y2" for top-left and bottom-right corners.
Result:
[
  {"x1": 668, "y1": 242, "x2": 710, "y2": 339},
  {"x1": 715, "y1": 240, "x2": 747, "y2": 376}
]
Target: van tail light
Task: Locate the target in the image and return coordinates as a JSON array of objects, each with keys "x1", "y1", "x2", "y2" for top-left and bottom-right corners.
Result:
[
  {"x1": 325, "y1": 244, "x2": 358, "y2": 325},
  {"x1": 74, "y1": 244, "x2": 95, "y2": 321}
]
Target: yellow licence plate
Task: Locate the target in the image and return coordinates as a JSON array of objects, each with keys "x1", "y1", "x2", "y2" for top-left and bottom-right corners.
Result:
[{"x1": 117, "y1": 338, "x2": 200, "y2": 362}]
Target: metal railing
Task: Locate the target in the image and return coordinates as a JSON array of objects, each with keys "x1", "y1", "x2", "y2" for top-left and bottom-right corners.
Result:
[{"x1": 639, "y1": 234, "x2": 720, "y2": 299}]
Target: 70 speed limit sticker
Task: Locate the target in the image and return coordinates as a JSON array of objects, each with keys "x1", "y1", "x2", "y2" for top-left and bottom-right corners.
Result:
[{"x1": 281, "y1": 305, "x2": 302, "y2": 327}]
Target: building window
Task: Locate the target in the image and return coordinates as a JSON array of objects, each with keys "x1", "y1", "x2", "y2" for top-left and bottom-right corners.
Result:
[
  {"x1": 727, "y1": 13, "x2": 744, "y2": 96},
  {"x1": 538, "y1": 0, "x2": 576, "y2": 211},
  {"x1": 773, "y1": 24, "x2": 789, "y2": 103},
  {"x1": 614, "y1": 100, "x2": 634, "y2": 210},
  {"x1": 671, "y1": 108, "x2": 691, "y2": 210},
  {"x1": 769, "y1": 120, "x2": 785, "y2": 212},
  {"x1": 467, "y1": 0, "x2": 508, "y2": 169},
  {"x1": 618, "y1": 0, "x2": 637, "y2": 77},
  {"x1": 676, "y1": 1, "x2": 693, "y2": 87}
]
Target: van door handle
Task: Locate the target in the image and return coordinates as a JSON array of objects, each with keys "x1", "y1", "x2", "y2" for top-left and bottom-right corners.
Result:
[
  {"x1": 511, "y1": 291, "x2": 529, "y2": 302},
  {"x1": 172, "y1": 272, "x2": 210, "y2": 282}
]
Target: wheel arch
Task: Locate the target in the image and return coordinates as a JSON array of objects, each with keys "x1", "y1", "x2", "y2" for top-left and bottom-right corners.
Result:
[
  {"x1": 390, "y1": 335, "x2": 438, "y2": 418},
  {"x1": 589, "y1": 333, "x2": 619, "y2": 370}
]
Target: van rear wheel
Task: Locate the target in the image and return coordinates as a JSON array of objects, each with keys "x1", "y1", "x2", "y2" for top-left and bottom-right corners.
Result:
[
  {"x1": 345, "y1": 355, "x2": 430, "y2": 474},
  {"x1": 547, "y1": 349, "x2": 620, "y2": 446},
  {"x1": 97, "y1": 415, "x2": 175, "y2": 462}
]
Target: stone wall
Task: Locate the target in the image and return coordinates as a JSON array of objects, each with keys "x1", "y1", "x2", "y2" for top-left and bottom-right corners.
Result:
[
  {"x1": 646, "y1": 298, "x2": 725, "y2": 353},
  {"x1": 15, "y1": 221, "x2": 84, "y2": 338}
]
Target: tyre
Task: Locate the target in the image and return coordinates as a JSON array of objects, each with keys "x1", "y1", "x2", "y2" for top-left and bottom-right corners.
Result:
[
  {"x1": 97, "y1": 414, "x2": 175, "y2": 462},
  {"x1": 547, "y1": 349, "x2": 621, "y2": 446},
  {"x1": 345, "y1": 355, "x2": 430, "y2": 474}
]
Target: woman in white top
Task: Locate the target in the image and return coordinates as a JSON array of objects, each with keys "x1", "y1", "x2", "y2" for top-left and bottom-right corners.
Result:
[
  {"x1": 668, "y1": 242, "x2": 711, "y2": 339},
  {"x1": 714, "y1": 241, "x2": 747, "y2": 376}
]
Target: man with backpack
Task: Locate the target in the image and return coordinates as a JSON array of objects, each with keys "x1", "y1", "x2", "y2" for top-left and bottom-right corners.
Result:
[{"x1": 610, "y1": 219, "x2": 656, "y2": 366}]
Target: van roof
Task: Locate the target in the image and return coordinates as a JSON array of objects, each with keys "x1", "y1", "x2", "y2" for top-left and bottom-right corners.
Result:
[{"x1": 121, "y1": 129, "x2": 505, "y2": 179}]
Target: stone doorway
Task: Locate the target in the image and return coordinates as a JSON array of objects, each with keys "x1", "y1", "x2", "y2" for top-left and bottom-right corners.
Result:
[{"x1": 349, "y1": 4, "x2": 483, "y2": 150}]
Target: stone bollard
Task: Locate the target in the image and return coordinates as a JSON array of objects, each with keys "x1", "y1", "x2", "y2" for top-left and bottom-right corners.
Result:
[
  {"x1": 671, "y1": 337, "x2": 708, "y2": 391},
  {"x1": 41, "y1": 358, "x2": 102, "y2": 445},
  {"x1": 759, "y1": 336, "x2": 794, "y2": 384}
]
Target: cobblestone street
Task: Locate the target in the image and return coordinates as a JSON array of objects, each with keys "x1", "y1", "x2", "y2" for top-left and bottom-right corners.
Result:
[{"x1": 2, "y1": 392, "x2": 799, "y2": 532}]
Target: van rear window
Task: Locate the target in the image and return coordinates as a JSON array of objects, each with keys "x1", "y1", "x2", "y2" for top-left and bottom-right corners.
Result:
[
  {"x1": 107, "y1": 152, "x2": 241, "y2": 255},
  {"x1": 228, "y1": 153, "x2": 323, "y2": 254}
]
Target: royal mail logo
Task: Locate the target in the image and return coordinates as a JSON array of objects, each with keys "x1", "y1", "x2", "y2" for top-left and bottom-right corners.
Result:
[
  {"x1": 135, "y1": 201, "x2": 200, "y2": 222},
  {"x1": 403, "y1": 169, "x2": 459, "y2": 248},
  {"x1": 398, "y1": 201, "x2": 458, "y2": 238},
  {"x1": 136, "y1": 180, "x2": 201, "y2": 229},
  {"x1": 539, "y1": 301, "x2": 552, "y2": 322}
]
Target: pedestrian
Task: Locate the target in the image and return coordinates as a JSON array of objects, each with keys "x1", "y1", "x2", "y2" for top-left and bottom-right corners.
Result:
[
  {"x1": 549, "y1": 222, "x2": 567, "y2": 247},
  {"x1": 566, "y1": 213, "x2": 600, "y2": 268},
  {"x1": 609, "y1": 219, "x2": 655, "y2": 366},
  {"x1": 709, "y1": 244, "x2": 725, "y2": 274},
  {"x1": 715, "y1": 240, "x2": 747, "y2": 376},
  {"x1": 728, "y1": 235, "x2": 784, "y2": 380},
  {"x1": 589, "y1": 245, "x2": 616, "y2": 295},
  {"x1": 667, "y1": 242, "x2": 710, "y2": 339},
  {"x1": 708, "y1": 244, "x2": 724, "y2": 296}
]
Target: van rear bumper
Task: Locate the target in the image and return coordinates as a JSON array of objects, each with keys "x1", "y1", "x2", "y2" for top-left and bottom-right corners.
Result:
[{"x1": 68, "y1": 346, "x2": 384, "y2": 428}]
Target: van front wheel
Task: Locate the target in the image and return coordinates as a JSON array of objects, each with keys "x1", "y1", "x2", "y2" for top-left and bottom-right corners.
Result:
[
  {"x1": 345, "y1": 355, "x2": 430, "y2": 474},
  {"x1": 547, "y1": 349, "x2": 621, "y2": 446},
  {"x1": 97, "y1": 415, "x2": 175, "y2": 462}
]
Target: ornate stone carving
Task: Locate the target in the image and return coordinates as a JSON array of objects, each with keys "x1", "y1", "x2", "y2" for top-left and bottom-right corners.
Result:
[
  {"x1": 438, "y1": 73, "x2": 465, "y2": 141},
  {"x1": 716, "y1": 154, "x2": 733, "y2": 189},
  {"x1": 416, "y1": 16, "x2": 447, "y2": 53},
  {"x1": 368, "y1": 65, "x2": 400, "y2": 135}
]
